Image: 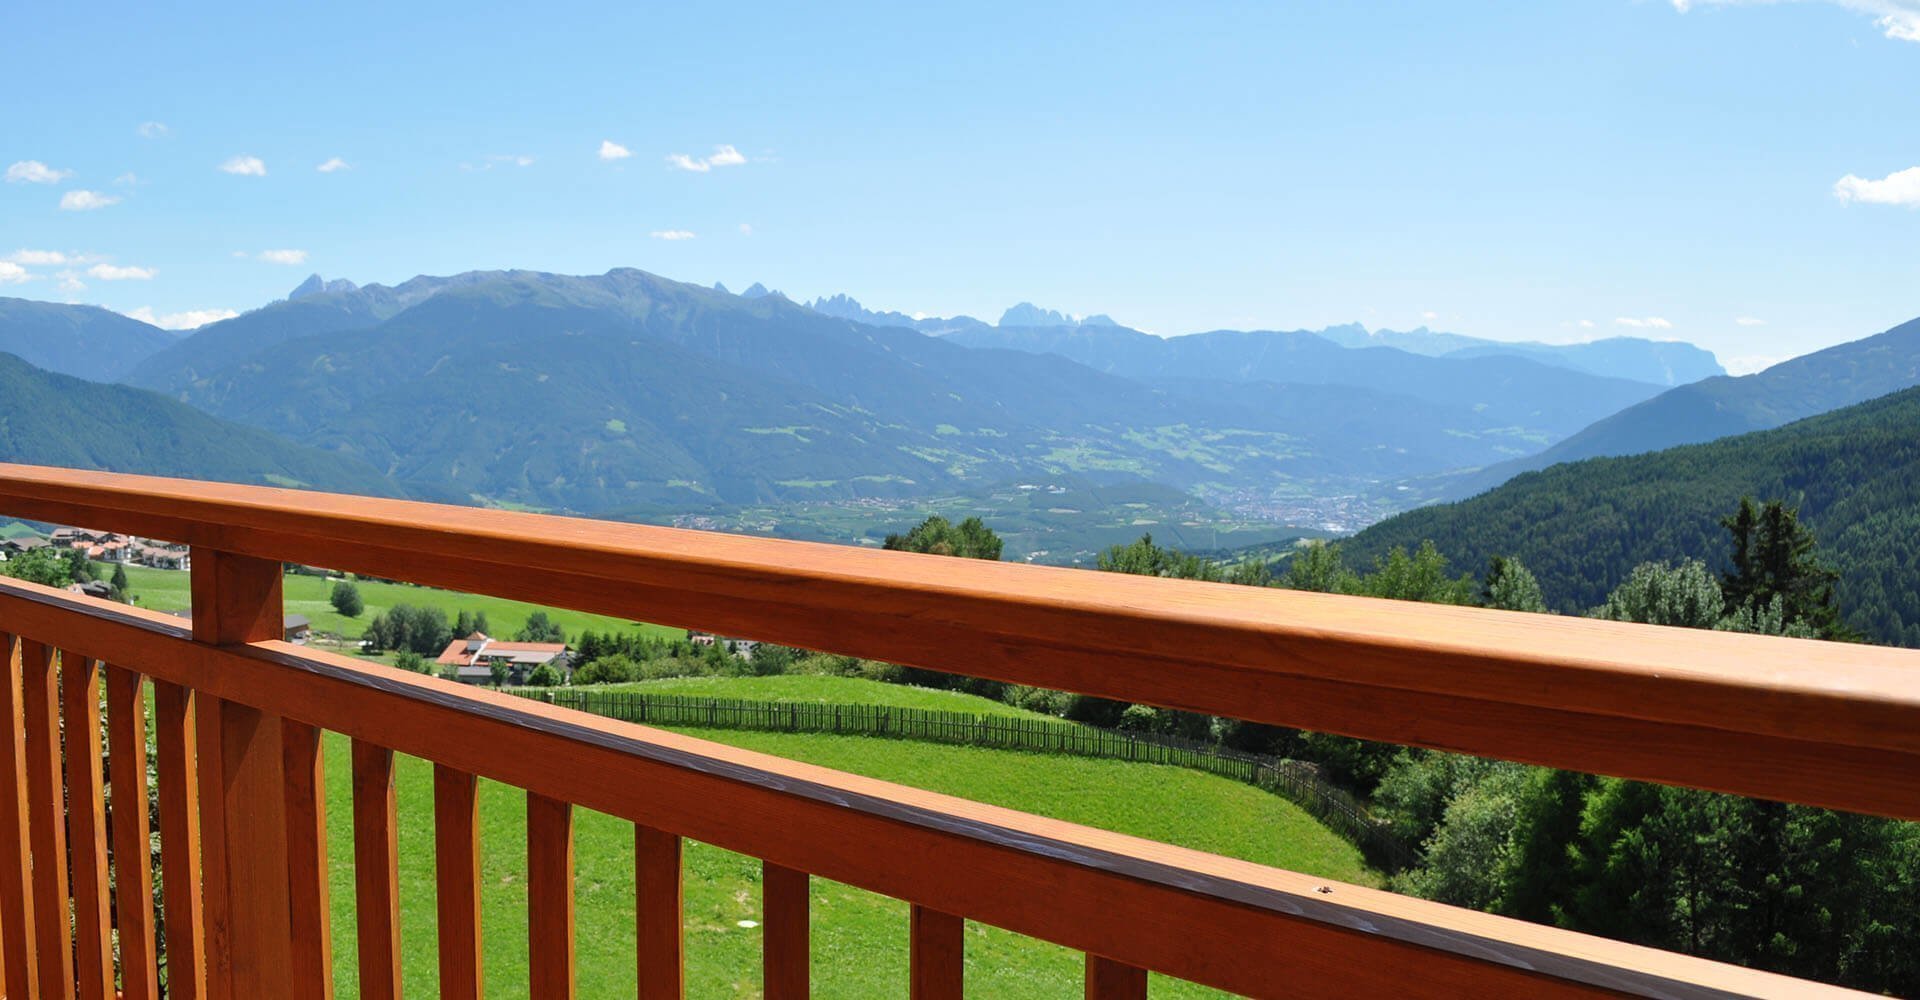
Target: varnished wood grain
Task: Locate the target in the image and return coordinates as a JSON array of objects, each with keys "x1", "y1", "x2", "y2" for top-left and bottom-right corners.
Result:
[
  {"x1": 910, "y1": 905, "x2": 963, "y2": 1000},
  {"x1": 1085, "y1": 955, "x2": 1147, "y2": 999},
  {"x1": 350, "y1": 739, "x2": 403, "y2": 1000},
  {"x1": 61, "y1": 650, "x2": 116, "y2": 1000},
  {"x1": 152, "y1": 679, "x2": 205, "y2": 1000},
  {"x1": 281, "y1": 721, "x2": 333, "y2": 1000},
  {"x1": 107, "y1": 666, "x2": 161, "y2": 1000},
  {"x1": 528, "y1": 792, "x2": 575, "y2": 1000},
  {"x1": 0, "y1": 632, "x2": 37, "y2": 1000},
  {"x1": 635, "y1": 824, "x2": 683, "y2": 1000},
  {"x1": 433, "y1": 764, "x2": 484, "y2": 1000},
  {"x1": 19, "y1": 640, "x2": 73, "y2": 998},
  {"x1": 761, "y1": 861, "x2": 808, "y2": 1000}
]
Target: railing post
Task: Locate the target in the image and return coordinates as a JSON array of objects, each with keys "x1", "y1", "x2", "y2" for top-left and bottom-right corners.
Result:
[{"x1": 190, "y1": 549, "x2": 291, "y2": 1000}]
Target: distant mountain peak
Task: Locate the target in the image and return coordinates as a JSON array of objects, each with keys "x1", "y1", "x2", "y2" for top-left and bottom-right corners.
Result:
[
  {"x1": 288, "y1": 274, "x2": 359, "y2": 301},
  {"x1": 741, "y1": 282, "x2": 774, "y2": 299},
  {"x1": 997, "y1": 302, "x2": 1118, "y2": 328},
  {"x1": 712, "y1": 281, "x2": 731, "y2": 295}
]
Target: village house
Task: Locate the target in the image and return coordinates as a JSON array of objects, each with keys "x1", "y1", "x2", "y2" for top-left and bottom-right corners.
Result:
[
  {"x1": 0, "y1": 537, "x2": 49, "y2": 561},
  {"x1": 435, "y1": 632, "x2": 570, "y2": 685}
]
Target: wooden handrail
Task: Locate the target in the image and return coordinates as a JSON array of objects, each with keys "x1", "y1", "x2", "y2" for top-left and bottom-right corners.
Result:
[
  {"x1": 0, "y1": 576, "x2": 1869, "y2": 998},
  {"x1": 0, "y1": 463, "x2": 1916, "y2": 817}
]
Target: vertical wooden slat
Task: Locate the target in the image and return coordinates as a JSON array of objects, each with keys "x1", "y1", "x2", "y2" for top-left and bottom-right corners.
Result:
[
  {"x1": 0, "y1": 632, "x2": 37, "y2": 1000},
  {"x1": 635, "y1": 824, "x2": 683, "y2": 1000},
  {"x1": 281, "y1": 721, "x2": 333, "y2": 1000},
  {"x1": 1085, "y1": 955, "x2": 1149, "y2": 999},
  {"x1": 351, "y1": 739, "x2": 403, "y2": 1000},
  {"x1": 62, "y1": 650, "x2": 115, "y2": 1000},
  {"x1": 19, "y1": 640, "x2": 74, "y2": 998},
  {"x1": 762, "y1": 861, "x2": 809, "y2": 1000},
  {"x1": 528, "y1": 791, "x2": 575, "y2": 1000},
  {"x1": 152, "y1": 679, "x2": 205, "y2": 1000},
  {"x1": 434, "y1": 764, "x2": 483, "y2": 1000},
  {"x1": 107, "y1": 666, "x2": 161, "y2": 1000},
  {"x1": 190, "y1": 550, "x2": 290, "y2": 1000},
  {"x1": 909, "y1": 905, "x2": 963, "y2": 1000}
]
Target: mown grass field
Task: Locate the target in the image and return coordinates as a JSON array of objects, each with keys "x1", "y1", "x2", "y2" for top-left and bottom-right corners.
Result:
[
  {"x1": 317, "y1": 725, "x2": 1376, "y2": 998},
  {"x1": 114, "y1": 563, "x2": 679, "y2": 644},
  {"x1": 585, "y1": 674, "x2": 1058, "y2": 718}
]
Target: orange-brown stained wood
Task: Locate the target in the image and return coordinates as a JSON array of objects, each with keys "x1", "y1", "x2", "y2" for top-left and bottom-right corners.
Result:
[
  {"x1": 635, "y1": 824, "x2": 683, "y2": 1000},
  {"x1": 152, "y1": 679, "x2": 206, "y2": 1000},
  {"x1": 434, "y1": 764, "x2": 484, "y2": 1000},
  {"x1": 351, "y1": 739, "x2": 403, "y2": 1000},
  {"x1": 0, "y1": 550, "x2": 1888, "y2": 999},
  {"x1": 1085, "y1": 955, "x2": 1148, "y2": 999},
  {"x1": 1, "y1": 463, "x2": 1917, "y2": 818},
  {"x1": 910, "y1": 905, "x2": 964, "y2": 1000},
  {"x1": 62, "y1": 650, "x2": 116, "y2": 1000},
  {"x1": 762, "y1": 861, "x2": 809, "y2": 1000},
  {"x1": 281, "y1": 720, "x2": 333, "y2": 1000},
  {"x1": 529, "y1": 792, "x2": 575, "y2": 1000},
  {"x1": 18, "y1": 640, "x2": 73, "y2": 998},
  {"x1": 107, "y1": 666, "x2": 161, "y2": 1000},
  {"x1": 0, "y1": 632, "x2": 37, "y2": 1000}
]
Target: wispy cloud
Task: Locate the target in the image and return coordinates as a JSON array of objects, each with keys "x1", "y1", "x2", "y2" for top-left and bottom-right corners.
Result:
[
  {"x1": 464, "y1": 154, "x2": 535, "y2": 171},
  {"x1": 1834, "y1": 166, "x2": 1920, "y2": 206},
  {"x1": 1736, "y1": 316, "x2": 1768, "y2": 326},
  {"x1": 0, "y1": 263, "x2": 30, "y2": 284},
  {"x1": 114, "y1": 172, "x2": 141, "y2": 186},
  {"x1": 256, "y1": 249, "x2": 309, "y2": 265},
  {"x1": 123, "y1": 306, "x2": 238, "y2": 330},
  {"x1": 136, "y1": 121, "x2": 170, "y2": 139},
  {"x1": 738, "y1": 223, "x2": 754, "y2": 236},
  {"x1": 1615, "y1": 316, "x2": 1674, "y2": 329},
  {"x1": 6, "y1": 249, "x2": 70, "y2": 265},
  {"x1": 598, "y1": 140, "x2": 632, "y2": 161},
  {"x1": 55, "y1": 271, "x2": 85, "y2": 293},
  {"x1": 1671, "y1": 0, "x2": 1920, "y2": 42},
  {"x1": 316, "y1": 157, "x2": 351, "y2": 173},
  {"x1": 650, "y1": 230, "x2": 697, "y2": 240},
  {"x1": 60, "y1": 190, "x2": 120, "y2": 211},
  {"x1": 667, "y1": 144, "x2": 747, "y2": 173},
  {"x1": 219, "y1": 155, "x2": 267, "y2": 176},
  {"x1": 6, "y1": 160, "x2": 71, "y2": 184},
  {"x1": 1578, "y1": 319, "x2": 1597, "y2": 329},
  {"x1": 88, "y1": 263, "x2": 156, "y2": 280}
]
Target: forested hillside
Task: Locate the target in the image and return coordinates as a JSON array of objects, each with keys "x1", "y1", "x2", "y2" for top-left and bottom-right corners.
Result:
[
  {"x1": 1342, "y1": 387, "x2": 1920, "y2": 646},
  {"x1": 0, "y1": 297, "x2": 176, "y2": 382}
]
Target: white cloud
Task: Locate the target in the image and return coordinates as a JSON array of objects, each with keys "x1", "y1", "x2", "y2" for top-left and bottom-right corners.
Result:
[
  {"x1": 738, "y1": 223, "x2": 753, "y2": 236},
  {"x1": 136, "y1": 121, "x2": 170, "y2": 139},
  {"x1": 1614, "y1": 316, "x2": 1674, "y2": 329},
  {"x1": 6, "y1": 160, "x2": 71, "y2": 184},
  {"x1": 667, "y1": 144, "x2": 747, "y2": 173},
  {"x1": 1833, "y1": 166, "x2": 1920, "y2": 206},
  {"x1": 316, "y1": 157, "x2": 351, "y2": 173},
  {"x1": 6, "y1": 249, "x2": 69, "y2": 265},
  {"x1": 55, "y1": 271, "x2": 85, "y2": 293},
  {"x1": 256, "y1": 249, "x2": 309, "y2": 265},
  {"x1": 219, "y1": 155, "x2": 267, "y2": 176},
  {"x1": 1736, "y1": 316, "x2": 1768, "y2": 326},
  {"x1": 60, "y1": 190, "x2": 120, "y2": 211},
  {"x1": 88, "y1": 263, "x2": 156, "y2": 280},
  {"x1": 650, "y1": 230, "x2": 697, "y2": 240},
  {"x1": 464, "y1": 154, "x2": 535, "y2": 171},
  {"x1": 1723, "y1": 354, "x2": 1788, "y2": 375},
  {"x1": 1578, "y1": 319, "x2": 1597, "y2": 329},
  {"x1": 114, "y1": 172, "x2": 140, "y2": 186},
  {"x1": 1421, "y1": 310, "x2": 1439, "y2": 321},
  {"x1": 123, "y1": 306, "x2": 238, "y2": 330},
  {"x1": 0, "y1": 263, "x2": 30, "y2": 284},
  {"x1": 1671, "y1": 0, "x2": 1920, "y2": 42},
  {"x1": 598, "y1": 140, "x2": 633, "y2": 161}
]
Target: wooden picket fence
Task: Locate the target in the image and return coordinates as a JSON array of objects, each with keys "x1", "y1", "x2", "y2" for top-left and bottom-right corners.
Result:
[{"x1": 534, "y1": 688, "x2": 1417, "y2": 871}]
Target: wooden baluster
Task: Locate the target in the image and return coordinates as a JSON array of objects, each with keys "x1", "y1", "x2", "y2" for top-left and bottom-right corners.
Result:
[
  {"x1": 19, "y1": 640, "x2": 74, "y2": 997},
  {"x1": 152, "y1": 680, "x2": 206, "y2": 1000},
  {"x1": 281, "y1": 721, "x2": 333, "y2": 1000},
  {"x1": 528, "y1": 792, "x2": 575, "y2": 999},
  {"x1": 434, "y1": 764, "x2": 484, "y2": 1000},
  {"x1": 909, "y1": 905, "x2": 963, "y2": 1000},
  {"x1": 1084, "y1": 955, "x2": 1148, "y2": 999},
  {"x1": 635, "y1": 824, "x2": 683, "y2": 999},
  {"x1": 63, "y1": 650, "x2": 116, "y2": 1000},
  {"x1": 351, "y1": 740, "x2": 403, "y2": 1000},
  {"x1": 762, "y1": 862, "x2": 809, "y2": 1000},
  {"x1": 0, "y1": 632, "x2": 36, "y2": 1000},
  {"x1": 107, "y1": 666, "x2": 161, "y2": 1000},
  {"x1": 190, "y1": 549, "x2": 291, "y2": 1000}
]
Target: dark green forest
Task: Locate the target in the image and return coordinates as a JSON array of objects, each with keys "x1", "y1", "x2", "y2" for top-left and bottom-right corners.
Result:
[{"x1": 1343, "y1": 386, "x2": 1920, "y2": 646}]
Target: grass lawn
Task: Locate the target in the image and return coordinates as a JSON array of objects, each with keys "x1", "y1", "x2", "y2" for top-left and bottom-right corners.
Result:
[
  {"x1": 319, "y1": 726, "x2": 1375, "y2": 998},
  {"x1": 114, "y1": 563, "x2": 679, "y2": 644},
  {"x1": 584, "y1": 674, "x2": 1058, "y2": 719}
]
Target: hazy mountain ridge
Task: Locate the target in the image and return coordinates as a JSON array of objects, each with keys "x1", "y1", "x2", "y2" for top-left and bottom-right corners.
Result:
[{"x1": 0, "y1": 297, "x2": 178, "y2": 383}]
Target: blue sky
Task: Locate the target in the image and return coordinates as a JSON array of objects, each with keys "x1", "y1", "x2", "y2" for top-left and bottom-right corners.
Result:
[{"x1": 3, "y1": 1, "x2": 1916, "y2": 373}]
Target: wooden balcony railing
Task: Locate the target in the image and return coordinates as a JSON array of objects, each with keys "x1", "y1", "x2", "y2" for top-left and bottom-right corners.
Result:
[{"x1": 0, "y1": 462, "x2": 1914, "y2": 998}]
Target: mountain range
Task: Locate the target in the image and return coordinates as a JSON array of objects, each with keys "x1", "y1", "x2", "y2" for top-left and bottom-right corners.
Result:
[{"x1": 0, "y1": 297, "x2": 179, "y2": 383}]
